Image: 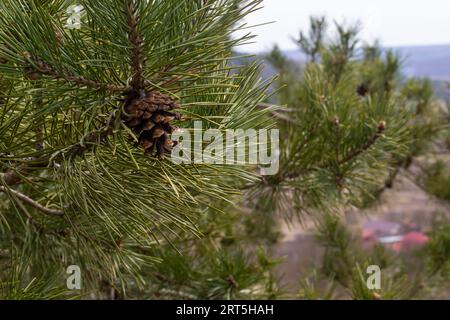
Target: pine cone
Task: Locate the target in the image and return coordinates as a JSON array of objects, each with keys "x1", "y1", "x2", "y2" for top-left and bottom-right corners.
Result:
[
  {"x1": 122, "y1": 90, "x2": 181, "y2": 158},
  {"x1": 357, "y1": 83, "x2": 369, "y2": 97}
]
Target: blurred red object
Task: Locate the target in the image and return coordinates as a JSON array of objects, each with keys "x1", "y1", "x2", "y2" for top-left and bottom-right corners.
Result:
[
  {"x1": 363, "y1": 228, "x2": 375, "y2": 241},
  {"x1": 362, "y1": 219, "x2": 429, "y2": 252},
  {"x1": 392, "y1": 232, "x2": 429, "y2": 252},
  {"x1": 363, "y1": 220, "x2": 403, "y2": 238},
  {"x1": 362, "y1": 220, "x2": 403, "y2": 248}
]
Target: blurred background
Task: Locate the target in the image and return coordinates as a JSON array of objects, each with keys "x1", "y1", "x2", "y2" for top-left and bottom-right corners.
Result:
[
  {"x1": 236, "y1": 0, "x2": 450, "y2": 92},
  {"x1": 232, "y1": 0, "x2": 450, "y2": 298}
]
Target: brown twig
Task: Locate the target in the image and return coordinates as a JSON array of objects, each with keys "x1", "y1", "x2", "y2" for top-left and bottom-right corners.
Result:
[
  {"x1": 156, "y1": 74, "x2": 185, "y2": 89},
  {"x1": 0, "y1": 125, "x2": 112, "y2": 189},
  {"x1": 31, "y1": 86, "x2": 46, "y2": 152},
  {"x1": 127, "y1": 1, "x2": 145, "y2": 90},
  {"x1": 0, "y1": 186, "x2": 64, "y2": 217},
  {"x1": 61, "y1": 73, "x2": 126, "y2": 92},
  {"x1": 257, "y1": 103, "x2": 295, "y2": 123},
  {"x1": 338, "y1": 121, "x2": 386, "y2": 165},
  {"x1": 24, "y1": 53, "x2": 126, "y2": 92},
  {"x1": 255, "y1": 121, "x2": 386, "y2": 187}
]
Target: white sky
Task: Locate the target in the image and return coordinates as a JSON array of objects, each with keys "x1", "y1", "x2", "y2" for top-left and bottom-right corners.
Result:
[{"x1": 236, "y1": 0, "x2": 450, "y2": 52}]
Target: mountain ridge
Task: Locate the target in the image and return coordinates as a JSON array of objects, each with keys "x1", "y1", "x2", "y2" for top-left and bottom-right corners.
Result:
[{"x1": 278, "y1": 44, "x2": 450, "y2": 81}]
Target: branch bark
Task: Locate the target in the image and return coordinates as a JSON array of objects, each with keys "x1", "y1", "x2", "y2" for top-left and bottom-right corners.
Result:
[
  {"x1": 0, "y1": 186, "x2": 64, "y2": 217},
  {"x1": 24, "y1": 53, "x2": 126, "y2": 92},
  {"x1": 127, "y1": 1, "x2": 145, "y2": 90},
  {"x1": 0, "y1": 125, "x2": 112, "y2": 188},
  {"x1": 338, "y1": 121, "x2": 386, "y2": 165},
  {"x1": 257, "y1": 103, "x2": 295, "y2": 123}
]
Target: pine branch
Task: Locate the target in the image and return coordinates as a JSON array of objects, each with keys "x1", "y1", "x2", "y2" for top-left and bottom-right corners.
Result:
[
  {"x1": 0, "y1": 186, "x2": 64, "y2": 217},
  {"x1": 0, "y1": 125, "x2": 112, "y2": 188},
  {"x1": 257, "y1": 103, "x2": 294, "y2": 123},
  {"x1": 32, "y1": 86, "x2": 45, "y2": 152},
  {"x1": 27, "y1": 215, "x2": 69, "y2": 237},
  {"x1": 24, "y1": 53, "x2": 126, "y2": 92},
  {"x1": 338, "y1": 121, "x2": 386, "y2": 165},
  {"x1": 127, "y1": 1, "x2": 145, "y2": 90},
  {"x1": 34, "y1": 122, "x2": 45, "y2": 152},
  {"x1": 0, "y1": 0, "x2": 275, "y2": 296},
  {"x1": 256, "y1": 122, "x2": 386, "y2": 187}
]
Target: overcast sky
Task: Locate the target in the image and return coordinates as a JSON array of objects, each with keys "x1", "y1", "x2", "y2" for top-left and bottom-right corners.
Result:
[{"x1": 236, "y1": 0, "x2": 450, "y2": 53}]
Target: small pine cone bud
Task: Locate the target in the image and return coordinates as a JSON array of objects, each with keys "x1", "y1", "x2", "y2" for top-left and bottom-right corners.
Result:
[
  {"x1": 116, "y1": 238, "x2": 124, "y2": 249},
  {"x1": 378, "y1": 121, "x2": 386, "y2": 132},
  {"x1": 357, "y1": 84, "x2": 369, "y2": 97},
  {"x1": 227, "y1": 275, "x2": 239, "y2": 288},
  {"x1": 22, "y1": 51, "x2": 32, "y2": 60},
  {"x1": 333, "y1": 116, "x2": 340, "y2": 126}
]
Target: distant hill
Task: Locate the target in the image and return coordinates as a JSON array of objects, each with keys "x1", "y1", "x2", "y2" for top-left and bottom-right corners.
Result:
[
  {"x1": 281, "y1": 44, "x2": 450, "y2": 82},
  {"x1": 394, "y1": 44, "x2": 450, "y2": 82},
  {"x1": 433, "y1": 80, "x2": 450, "y2": 102},
  {"x1": 239, "y1": 44, "x2": 450, "y2": 102}
]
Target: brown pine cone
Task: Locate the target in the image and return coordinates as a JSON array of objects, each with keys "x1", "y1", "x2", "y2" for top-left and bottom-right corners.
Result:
[{"x1": 122, "y1": 90, "x2": 181, "y2": 158}]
